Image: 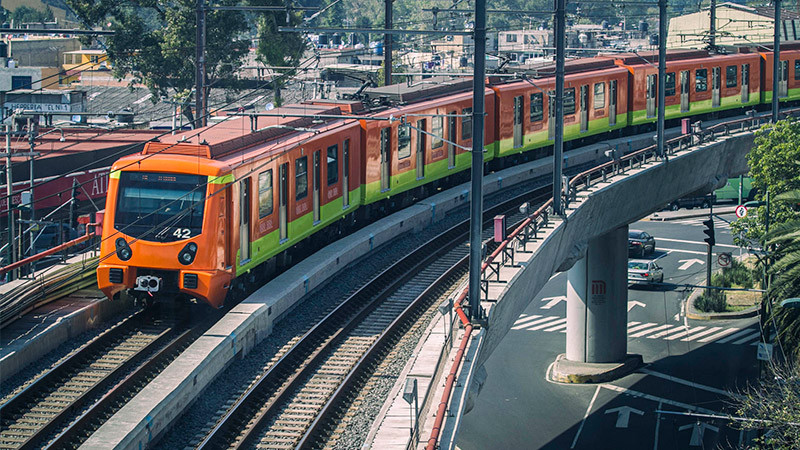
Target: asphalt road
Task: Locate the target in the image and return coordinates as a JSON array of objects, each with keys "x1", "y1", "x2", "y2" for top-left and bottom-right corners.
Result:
[{"x1": 457, "y1": 212, "x2": 764, "y2": 450}]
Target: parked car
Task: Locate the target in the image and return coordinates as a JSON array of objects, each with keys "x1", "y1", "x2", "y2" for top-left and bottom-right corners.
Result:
[
  {"x1": 628, "y1": 259, "x2": 664, "y2": 285},
  {"x1": 666, "y1": 194, "x2": 715, "y2": 211},
  {"x1": 628, "y1": 230, "x2": 656, "y2": 257}
]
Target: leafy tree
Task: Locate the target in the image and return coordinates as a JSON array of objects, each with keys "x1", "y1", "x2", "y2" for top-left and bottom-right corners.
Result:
[
  {"x1": 733, "y1": 362, "x2": 800, "y2": 449},
  {"x1": 11, "y1": 5, "x2": 55, "y2": 23}
]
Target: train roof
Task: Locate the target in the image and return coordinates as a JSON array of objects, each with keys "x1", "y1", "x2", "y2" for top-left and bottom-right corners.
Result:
[
  {"x1": 606, "y1": 49, "x2": 709, "y2": 65},
  {"x1": 509, "y1": 57, "x2": 617, "y2": 79},
  {"x1": 358, "y1": 76, "x2": 474, "y2": 104}
]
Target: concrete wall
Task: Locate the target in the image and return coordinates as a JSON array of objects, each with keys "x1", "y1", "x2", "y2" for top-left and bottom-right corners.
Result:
[{"x1": 476, "y1": 131, "x2": 754, "y2": 371}]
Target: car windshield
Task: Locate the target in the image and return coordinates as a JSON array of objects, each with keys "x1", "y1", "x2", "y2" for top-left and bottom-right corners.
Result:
[
  {"x1": 628, "y1": 262, "x2": 649, "y2": 270},
  {"x1": 114, "y1": 171, "x2": 207, "y2": 242}
]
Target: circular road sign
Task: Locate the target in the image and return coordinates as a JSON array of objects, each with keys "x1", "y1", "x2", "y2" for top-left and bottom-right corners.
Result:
[
  {"x1": 735, "y1": 205, "x2": 748, "y2": 218},
  {"x1": 718, "y1": 252, "x2": 732, "y2": 267}
]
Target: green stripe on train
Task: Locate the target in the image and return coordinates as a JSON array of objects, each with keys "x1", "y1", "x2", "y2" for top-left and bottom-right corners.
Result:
[
  {"x1": 629, "y1": 95, "x2": 760, "y2": 125},
  {"x1": 496, "y1": 113, "x2": 627, "y2": 158}
]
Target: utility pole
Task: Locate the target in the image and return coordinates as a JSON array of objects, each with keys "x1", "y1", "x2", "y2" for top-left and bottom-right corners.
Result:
[
  {"x1": 553, "y1": 0, "x2": 565, "y2": 215},
  {"x1": 384, "y1": 0, "x2": 393, "y2": 85},
  {"x1": 467, "y1": 0, "x2": 487, "y2": 322},
  {"x1": 4, "y1": 125, "x2": 15, "y2": 281},
  {"x1": 709, "y1": 0, "x2": 716, "y2": 49},
  {"x1": 773, "y1": 0, "x2": 781, "y2": 123},
  {"x1": 195, "y1": 0, "x2": 207, "y2": 128},
  {"x1": 657, "y1": 0, "x2": 667, "y2": 158}
]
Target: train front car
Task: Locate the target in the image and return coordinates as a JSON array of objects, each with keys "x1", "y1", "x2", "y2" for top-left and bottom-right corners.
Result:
[{"x1": 97, "y1": 150, "x2": 234, "y2": 308}]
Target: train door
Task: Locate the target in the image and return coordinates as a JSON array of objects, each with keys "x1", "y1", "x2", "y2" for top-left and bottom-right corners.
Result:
[
  {"x1": 416, "y1": 119, "x2": 426, "y2": 179},
  {"x1": 712, "y1": 67, "x2": 720, "y2": 108},
  {"x1": 548, "y1": 91, "x2": 555, "y2": 140},
  {"x1": 279, "y1": 163, "x2": 288, "y2": 241},
  {"x1": 313, "y1": 150, "x2": 320, "y2": 223},
  {"x1": 239, "y1": 178, "x2": 250, "y2": 263},
  {"x1": 780, "y1": 60, "x2": 789, "y2": 97},
  {"x1": 646, "y1": 74, "x2": 656, "y2": 118},
  {"x1": 741, "y1": 64, "x2": 750, "y2": 103},
  {"x1": 380, "y1": 127, "x2": 390, "y2": 191},
  {"x1": 448, "y1": 112, "x2": 457, "y2": 167},
  {"x1": 680, "y1": 70, "x2": 690, "y2": 112},
  {"x1": 609, "y1": 80, "x2": 617, "y2": 126},
  {"x1": 342, "y1": 139, "x2": 349, "y2": 207},
  {"x1": 513, "y1": 95, "x2": 523, "y2": 148},
  {"x1": 579, "y1": 85, "x2": 588, "y2": 132}
]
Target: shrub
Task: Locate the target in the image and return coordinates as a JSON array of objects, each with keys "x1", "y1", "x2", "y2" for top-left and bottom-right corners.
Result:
[{"x1": 695, "y1": 288, "x2": 728, "y2": 312}]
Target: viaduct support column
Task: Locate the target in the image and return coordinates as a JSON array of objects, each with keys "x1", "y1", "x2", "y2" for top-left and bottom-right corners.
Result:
[{"x1": 552, "y1": 225, "x2": 642, "y2": 382}]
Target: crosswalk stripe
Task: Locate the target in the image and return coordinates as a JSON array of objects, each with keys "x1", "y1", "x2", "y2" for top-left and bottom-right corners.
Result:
[
  {"x1": 627, "y1": 321, "x2": 642, "y2": 328},
  {"x1": 511, "y1": 315, "x2": 544, "y2": 327},
  {"x1": 511, "y1": 316, "x2": 560, "y2": 330},
  {"x1": 732, "y1": 331, "x2": 761, "y2": 345},
  {"x1": 543, "y1": 322, "x2": 568, "y2": 332},
  {"x1": 627, "y1": 322, "x2": 659, "y2": 334},
  {"x1": 528, "y1": 317, "x2": 567, "y2": 331},
  {"x1": 698, "y1": 327, "x2": 743, "y2": 343},
  {"x1": 647, "y1": 325, "x2": 690, "y2": 339},
  {"x1": 680, "y1": 326, "x2": 723, "y2": 341},
  {"x1": 630, "y1": 324, "x2": 673, "y2": 338},
  {"x1": 664, "y1": 326, "x2": 706, "y2": 341}
]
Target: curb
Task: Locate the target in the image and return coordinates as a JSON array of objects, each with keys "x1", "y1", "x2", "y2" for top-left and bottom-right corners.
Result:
[
  {"x1": 685, "y1": 288, "x2": 760, "y2": 320},
  {"x1": 549, "y1": 353, "x2": 643, "y2": 384},
  {"x1": 648, "y1": 206, "x2": 738, "y2": 222}
]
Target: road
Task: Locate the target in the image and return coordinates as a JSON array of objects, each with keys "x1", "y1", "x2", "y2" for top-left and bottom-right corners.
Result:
[{"x1": 457, "y1": 212, "x2": 763, "y2": 450}]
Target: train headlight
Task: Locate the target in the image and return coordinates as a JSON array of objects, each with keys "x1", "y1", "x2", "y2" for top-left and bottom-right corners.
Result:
[
  {"x1": 115, "y1": 238, "x2": 132, "y2": 261},
  {"x1": 178, "y1": 242, "x2": 198, "y2": 265}
]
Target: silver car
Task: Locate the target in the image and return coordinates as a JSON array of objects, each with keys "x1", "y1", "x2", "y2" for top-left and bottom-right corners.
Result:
[{"x1": 628, "y1": 259, "x2": 664, "y2": 284}]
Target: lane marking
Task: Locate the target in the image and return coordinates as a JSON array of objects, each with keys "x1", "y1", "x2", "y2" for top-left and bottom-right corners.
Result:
[
  {"x1": 639, "y1": 368, "x2": 740, "y2": 398},
  {"x1": 570, "y1": 385, "x2": 601, "y2": 449},
  {"x1": 653, "y1": 400, "x2": 663, "y2": 450},
  {"x1": 697, "y1": 327, "x2": 743, "y2": 343},
  {"x1": 600, "y1": 384, "x2": 718, "y2": 415},
  {"x1": 680, "y1": 326, "x2": 724, "y2": 341},
  {"x1": 655, "y1": 237, "x2": 738, "y2": 249},
  {"x1": 627, "y1": 323, "x2": 661, "y2": 335},
  {"x1": 647, "y1": 325, "x2": 692, "y2": 340},
  {"x1": 511, "y1": 315, "x2": 558, "y2": 330},
  {"x1": 528, "y1": 317, "x2": 567, "y2": 331},
  {"x1": 542, "y1": 322, "x2": 568, "y2": 332},
  {"x1": 664, "y1": 326, "x2": 706, "y2": 341},
  {"x1": 658, "y1": 247, "x2": 716, "y2": 256},
  {"x1": 627, "y1": 321, "x2": 642, "y2": 328},
  {"x1": 732, "y1": 331, "x2": 761, "y2": 345},
  {"x1": 511, "y1": 314, "x2": 544, "y2": 327}
]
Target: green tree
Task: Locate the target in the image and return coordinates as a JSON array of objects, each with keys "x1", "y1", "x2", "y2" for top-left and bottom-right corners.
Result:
[
  {"x1": 11, "y1": 5, "x2": 55, "y2": 23},
  {"x1": 733, "y1": 362, "x2": 800, "y2": 449}
]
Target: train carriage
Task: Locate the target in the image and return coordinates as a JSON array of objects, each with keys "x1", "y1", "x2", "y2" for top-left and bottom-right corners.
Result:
[
  {"x1": 759, "y1": 45, "x2": 800, "y2": 104},
  {"x1": 491, "y1": 59, "x2": 629, "y2": 159}
]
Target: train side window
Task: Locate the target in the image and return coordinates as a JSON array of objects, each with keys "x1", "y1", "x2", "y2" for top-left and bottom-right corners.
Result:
[
  {"x1": 327, "y1": 144, "x2": 338, "y2": 185},
  {"x1": 795, "y1": 60, "x2": 800, "y2": 80},
  {"x1": 295, "y1": 156, "x2": 308, "y2": 200},
  {"x1": 726, "y1": 65, "x2": 737, "y2": 88},
  {"x1": 530, "y1": 93, "x2": 543, "y2": 121},
  {"x1": 462, "y1": 107, "x2": 472, "y2": 140},
  {"x1": 665, "y1": 72, "x2": 676, "y2": 96},
  {"x1": 564, "y1": 88, "x2": 576, "y2": 115},
  {"x1": 432, "y1": 116, "x2": 443, "y2": 148},
  {"x1": 398, "y1": 124, "x2": 411, "y2": 159},
  {"x1": 258, "y1": 170, "x2": 273, "y2": 218},
  {"x1": 593, "y1": 83, "x2": 605, "y2": 109},
  {"x1": 696, "y1": 69, "x2": 708, "y2": 92}
]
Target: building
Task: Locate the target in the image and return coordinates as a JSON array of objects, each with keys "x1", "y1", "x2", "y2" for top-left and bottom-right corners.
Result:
[
  {"x1": 668, "y1": 2, "x2": 800, "y2": 49},
  {"x1": 2, "y1": 89, "x2": 85, "y2": 123},
  {"x1": 498, "y1": 29, "x2": 553, "y2": 63},
  {"x1": 61, "y1": 49, "x2": 111, "y2": 84},
  {"x1": 4, "y1": 36, "x2": 81, "y2": 68}
]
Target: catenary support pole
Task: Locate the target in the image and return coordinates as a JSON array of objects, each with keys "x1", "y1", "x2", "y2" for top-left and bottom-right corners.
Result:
[
  {"x1": 773, "y1": 0, "x2": 781, "y2": 123},
  {"x1": 5, "y1": 125, "x2": 15, "y2": 281},
  {"x1": 710, "y1": 0, "x2": 716, "y2": 49},
  {"x1": 384, "y1": 0, "x2": 393, "y2": 85},
  {"x1": 706, "y1": 204, "x2": 713, "y2": 294},
  {"x1": 195, "y1": 0, "x2": 207, "y2": 128},
  {"x1": 657, "y1": 0, "x2": 667, "y2": 157},
  {"x1": 553, "y1": 0, "x2": 565, "y2": 214},
  {"x1": 467, "y1": 0, "x2": 487, "y2": 322}
]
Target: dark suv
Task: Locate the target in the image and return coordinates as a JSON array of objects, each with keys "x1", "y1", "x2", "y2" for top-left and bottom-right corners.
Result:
[
  {"x1": 666, "y1": 194, "x2": 716, "y2": 211},
  {"x1": 628, "y1": 230, "x2": 656, "y2": 257}
]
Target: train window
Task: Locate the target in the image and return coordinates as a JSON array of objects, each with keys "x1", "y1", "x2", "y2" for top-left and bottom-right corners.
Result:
[
  {"x1": 295, "y1": 156, "x2": 308, "y2": 200},
  {"x1": 462, "y1": 108, "x2": 472, "y2": 140},
  {"x1": 665, "y1": 72, "x2": 676, "y2": 96},
  {"x1": 564, "y1": 88, "x2": 575, "y2": 115},
  {"x1": 258, "y1": 170, "x2": 273, "y2": 218},
  {"x1": 327, "y1": 144, "x2": 339, "y2": 185},
  {"x1": 726, "y1": 65, "x2": 737, "y2": 88},
  {"x1": 432, "y1": 116, "x2": 443, "y2": 148},
  {"x1": 795, "y1": 60, "x2": 800, "y2": 80},
  {"x1": 696, "y1": 69, "x2": 708, "y2": 92},
  {"x1": 593, "y1": 83, "x2": 605, "y2": 109},
  {"x1": 530, "y1": 93, "x2": 543, "y2": 122},
  {"x1": 398, "y1": 124, "x2": 411, "y2": 159}
]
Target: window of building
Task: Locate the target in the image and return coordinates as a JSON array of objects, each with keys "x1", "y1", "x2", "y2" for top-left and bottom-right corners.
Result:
[
  {"x1": 295, "y1": 156, "x2": 308, "y2": 200},
  {"x1": 398, "y1": 124, "x2": 411, "y2": 159},
  {"x1": 10, "y1": 76, "x2": 31, "y2": 90},
  {"x1": 564, "y1": 88, "x2": 576, "y2": 115},
  {"x1": 593, "y1": 83, "x2": 605, "y2": 109},
  {"x1": 726, "y1": 65, "x2": 738, "y2": 88},
  {"x1": 258, "y1": 170, "x2": 273, "y2": 218},
  {"x1": 327, "y1": 144, "x2": 339, "y2": 185},
  {"x1": 462, "y1": 108, "x2": 472, "y2": 140},
  {"x1": 530, "y1": 93, "x2": 544, "y2": 121},
  {"x1": 506, "y1": 34, "x2": 517, "y2": 43},
  {"x1": 696, "y1": 69, "x2": 708, "y2": 92},
  {"x1": 665, "y1": 72, "x2": 676, "y2": 96},
  {"x1": 432, "y1": 116, "x2": 443, "y2": 148}
]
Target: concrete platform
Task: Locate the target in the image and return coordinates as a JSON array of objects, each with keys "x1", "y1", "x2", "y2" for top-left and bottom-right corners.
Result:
[{"x1": 548, "y1": 353, "x2": 643, "y2": 384}]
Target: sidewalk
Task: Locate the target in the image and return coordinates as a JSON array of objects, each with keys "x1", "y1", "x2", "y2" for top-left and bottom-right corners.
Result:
[{"x1": 647, "y1": 205, "x2": 737, "y2": 221}]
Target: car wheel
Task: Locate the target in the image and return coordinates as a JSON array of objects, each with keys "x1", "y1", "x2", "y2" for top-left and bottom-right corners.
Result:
[
  {"x1": 669, "y1": 203, "x2": 679, "y2": 211},
  {"x1": 659, "y1": 274, "x2": 664, "y2": 283}
]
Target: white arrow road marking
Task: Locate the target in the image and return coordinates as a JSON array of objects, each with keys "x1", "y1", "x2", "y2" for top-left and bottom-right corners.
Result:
[
  {"x1": 540, "y1": 296, "x2": 566, "y2": 309},
  {"x1": 678, "y1": 258, "x2": 705, "y2": 270},
  {"x1": 679, "y1": 421, "x2": 719, "y2": 446},
  {"x1": 605, "y1": 406, "x2": 644, "y2": 428},
  {"x1": 628, "y1": 300, "x2": 645, "y2": 312}
]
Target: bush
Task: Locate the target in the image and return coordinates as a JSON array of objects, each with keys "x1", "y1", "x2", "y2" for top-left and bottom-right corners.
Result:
[
  {"x1": 714, "y1": 259, "x2": 754, "y2": 290},
  {"x1": 695, "y1": 288, "x2": 728, "y2": 312}
]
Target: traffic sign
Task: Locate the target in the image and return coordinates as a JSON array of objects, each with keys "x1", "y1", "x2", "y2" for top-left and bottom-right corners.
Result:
[
  {"x1": 717, "y1": 252, "x2": 732, "y2": 267},
  {"x1": 735, "y1": 205, "x2": 748, "y2": 218}
]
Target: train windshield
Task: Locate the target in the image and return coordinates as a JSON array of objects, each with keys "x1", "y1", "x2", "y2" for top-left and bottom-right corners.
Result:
[{"x1": 114, "y1": 172, "x2": 207, "y2": 242}]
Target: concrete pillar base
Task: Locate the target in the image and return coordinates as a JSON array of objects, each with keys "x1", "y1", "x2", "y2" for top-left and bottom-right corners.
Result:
[{"x1": 548, "y1": 353, "x2": 643, "y2": 384}]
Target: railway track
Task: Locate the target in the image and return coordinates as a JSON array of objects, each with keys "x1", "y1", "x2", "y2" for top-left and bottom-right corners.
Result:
[
  {"x1": 0, "y1": 305, "x2": 198, "y2": 449},
  {"x1": 195, "y1": 185, "x2": 549, "y2": 449}
]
